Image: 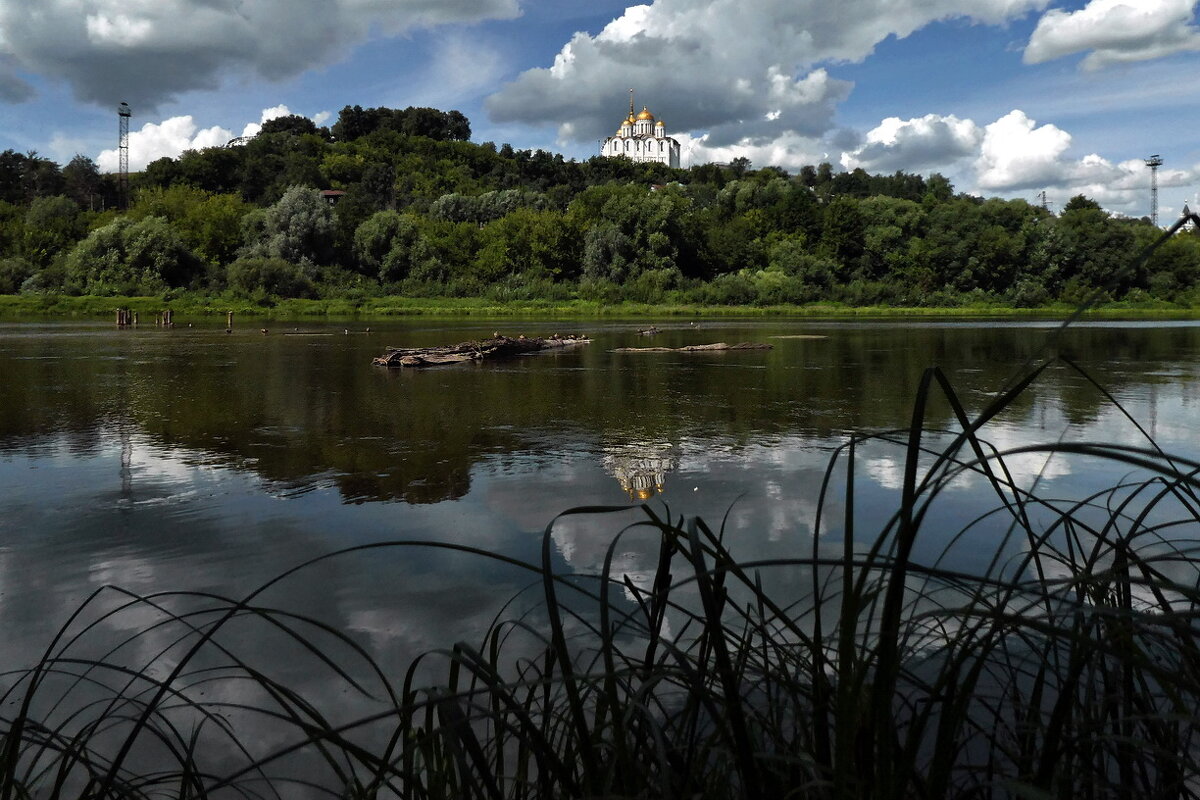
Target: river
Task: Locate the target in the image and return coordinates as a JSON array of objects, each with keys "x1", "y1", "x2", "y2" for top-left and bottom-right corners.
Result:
[{"x1": 1, "y1": 316, "x2": 1198, "y2": 785}]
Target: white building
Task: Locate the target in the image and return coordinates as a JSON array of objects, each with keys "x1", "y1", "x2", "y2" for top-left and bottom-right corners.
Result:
[{"x1": 601, "y1": 91, "x2": 681, "y2": 168}]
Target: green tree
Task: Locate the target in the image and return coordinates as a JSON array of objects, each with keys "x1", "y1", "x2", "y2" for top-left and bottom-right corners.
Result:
[
  {"x1": 130, "y1": 185, "x2": 249, "y2": 266},
  {"x1": 66, "y1": 216, "x2": 202, "y2": 294},
  {"x1": 0, "y1": 257, "x2": 33, "y2": 293},
  {"x1": 819, "y1": 196, "x2": 866, "y2": 267},
  {"x1": 242, "y1": 186, "x2": 334, "y2": 267},
  {"x1": 62, "y1": 155, "x2": 101, "y2": 210},
  {"x1": 259, "y1": 115, "x2": 320, "y2": 138},
  {"x1": 22, "y1": 195, "x2": 84, "y2": 267}
]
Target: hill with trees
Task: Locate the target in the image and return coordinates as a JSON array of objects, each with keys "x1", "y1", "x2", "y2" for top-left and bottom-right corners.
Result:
[{"x1": 1, "y1": 104, "x2": 1197, "y2": 310}]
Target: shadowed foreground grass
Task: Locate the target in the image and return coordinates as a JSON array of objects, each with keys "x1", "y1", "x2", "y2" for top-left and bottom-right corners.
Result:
[{"x1": 2, "y1": 355, "x2": 1199, "y2": 799}]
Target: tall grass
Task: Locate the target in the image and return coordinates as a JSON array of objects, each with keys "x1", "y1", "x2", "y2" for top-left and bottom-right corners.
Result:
[{"x1": 2, "y1": 352, "x2": 1198, "y2": 799}]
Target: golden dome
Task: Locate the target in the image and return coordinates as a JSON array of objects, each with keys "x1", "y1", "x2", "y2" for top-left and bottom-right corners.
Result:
[
  {"x1": 634, "y1": 487, "x2": 655, "y2": 501},
  {"x1": 622, "y1": 116, "x2": 634, "y2": 126},
  {"x1": 655, "y1": 120, "x2": 665, "y2": 126},
  {"x1": 636, "y1": 106, "x2": 655, "y2": 121}
]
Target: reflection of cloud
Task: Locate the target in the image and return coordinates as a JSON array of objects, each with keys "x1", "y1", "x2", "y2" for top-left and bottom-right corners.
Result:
[
  {"x1": 548, "y1": 510, "x2": 676, "y2": 636},
  {"x1": 860, "y1": 422, "x2": 1076, "y2": 495}
]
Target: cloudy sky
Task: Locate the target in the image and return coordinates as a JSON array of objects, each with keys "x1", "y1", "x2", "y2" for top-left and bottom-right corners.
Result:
[{"x1": 1, "y1": 0, "x2": 1198, "y2": 217}]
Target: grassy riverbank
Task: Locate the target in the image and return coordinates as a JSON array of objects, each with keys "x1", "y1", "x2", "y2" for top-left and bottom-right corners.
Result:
[{"x1": 2, "y1": 291, "x2": 1198, "y2": 320}]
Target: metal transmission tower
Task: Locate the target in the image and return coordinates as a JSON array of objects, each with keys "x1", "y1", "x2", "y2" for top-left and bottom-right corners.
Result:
[
  {"x1": 118, "y1": 102, "x2": 131, "y2": 209},
  {"x1": 1145, "y1": 154, "x2": 1163, "y2": 226}
]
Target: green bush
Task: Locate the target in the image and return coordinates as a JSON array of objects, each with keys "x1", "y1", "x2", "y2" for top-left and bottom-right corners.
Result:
[
  {"x1": 226, "y1": 256, "x2": 316, "y2": 299},
  {"x1": 0, "y1": 257, "x2": 33, "y2": 294},
  {"x1": 65, "y1": 216, "x2": 202, "y2": 295}
]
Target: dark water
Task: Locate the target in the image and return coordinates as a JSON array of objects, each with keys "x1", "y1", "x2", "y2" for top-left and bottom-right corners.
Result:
[{"x1": 1, "y1": 317, "x2": 1199, "y2": 719}]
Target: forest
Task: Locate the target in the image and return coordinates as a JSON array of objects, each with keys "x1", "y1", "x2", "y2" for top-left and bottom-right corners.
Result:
[{"x1": 1, "y1": 104, "x2": 1198, "y2": 309}]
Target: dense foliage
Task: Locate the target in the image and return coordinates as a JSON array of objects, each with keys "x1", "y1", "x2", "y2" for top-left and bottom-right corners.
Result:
[{"x1": 2, "y1": 104, "x2": 1197, "y2": 307}]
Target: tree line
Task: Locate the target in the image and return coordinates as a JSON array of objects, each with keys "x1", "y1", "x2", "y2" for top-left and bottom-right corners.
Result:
[{"x1": 2, "y1": 104, "x2": 1197, "y2": 307}]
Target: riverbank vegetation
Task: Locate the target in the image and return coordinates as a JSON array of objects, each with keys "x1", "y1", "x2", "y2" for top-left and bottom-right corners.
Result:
[
  {"x1": 3, "y1": 106, "x2": 1199, "y2": 316},
  {"x1": 2, "y1": 352, "x2": 1198, "y2": 798}
]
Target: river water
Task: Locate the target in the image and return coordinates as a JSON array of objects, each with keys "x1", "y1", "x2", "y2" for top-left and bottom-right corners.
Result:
[{"x1": 1, "y1": 316, "x2": 1199, "y2": 779}]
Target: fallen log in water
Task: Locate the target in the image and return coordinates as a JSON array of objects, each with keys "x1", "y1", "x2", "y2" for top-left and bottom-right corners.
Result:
[
  {"x1": 611, "y1": 342, "x2": 772, "y2": 353},
  {"x1": 372, "y1": 334, "x2": 590, "y2": 368}
]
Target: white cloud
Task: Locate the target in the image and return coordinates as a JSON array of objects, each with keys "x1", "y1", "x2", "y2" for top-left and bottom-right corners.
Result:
[
  {"x1": 487, "y1": 0, "x2": 1050, "y2": 150},
  {"x1": 95, "y1": 105, "x2": 317, "y2": 172},
  {"x1": 96, "y1": 115, "x2": 232, "y2": 172},
  {"x1": 677, "y1": 131, "x2": 827, "y2": 171},
  {"x1": 841, "y1": 114, "x2": 982, "y2": 173},
  {"x1": 0, "y1": 0, "x2": 521, "y2": 109},
  {"x1": 1025, "y1": 0, "x2": 1200, "y2": 70},
  {"x1": 975, "y1": 109, "x2": 1075, "y2": 192},
  {"x1": 971, "y1": 109, "x2": 1200, "y2": 209},
  {"x1": 832, "y1": 108, "x2": 1199, "y2": 216}
]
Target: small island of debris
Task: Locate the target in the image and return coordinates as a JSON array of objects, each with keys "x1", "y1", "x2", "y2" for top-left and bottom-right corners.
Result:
[
  {"x1": 373, "y1": 334, "x2": 590, "y2": 368},
  {"x1": 612, "y1": 342, "x2": 772, "y2": 353}
]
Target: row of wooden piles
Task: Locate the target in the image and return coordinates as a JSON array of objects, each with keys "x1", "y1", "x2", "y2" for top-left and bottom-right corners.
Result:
[{"x1": 115, "y1": 309, "x2": 177, "y2": 327}]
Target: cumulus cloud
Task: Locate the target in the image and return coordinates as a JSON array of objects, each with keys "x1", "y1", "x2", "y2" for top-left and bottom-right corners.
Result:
[
  {"x1": 678, "y1": 131, "x2": 828, "y2": 170},
  {"x1": 841, "y1": 114, "x2": 982, "y2": 173},
  {"x1": 0, "y1": 0, "x2": 521, "y2": 109},
  {"x1": 833, "y1": 108, "x2": 1198, "y2": 215},
  {"x1": 1025, "y1": 0, "x2": 1200, "y2": 70},
  {"x1": 487, "y1": 0, "x2": 1050, "y2": 151},
  {"x1": 974, "y1": 109, "x2": 1077, "y2": 192},
  {"x1": 96, "y1": 105, "x2": 306, "y2": 172},
  {"x1": 970, "y1": 109, "x2": 1200, "y2": 208},
  {"x1": 963, "y1": 109, "x2": 1198, "y2": 213}
]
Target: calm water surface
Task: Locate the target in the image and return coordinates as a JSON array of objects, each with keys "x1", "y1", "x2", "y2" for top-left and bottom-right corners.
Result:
[{"x1": 2, "y1": 317, "x2": 1199, "y2": 699}]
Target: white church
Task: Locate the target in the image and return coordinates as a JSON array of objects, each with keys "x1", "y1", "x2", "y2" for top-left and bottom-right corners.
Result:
[{"x1": 601, "y1": 90, "x2": 681, "y2": 168}]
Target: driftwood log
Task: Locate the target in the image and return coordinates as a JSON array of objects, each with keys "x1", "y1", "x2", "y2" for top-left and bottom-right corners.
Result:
[
  {"x1": 611, "y1": 342, "x2": 772, "y2": 353},
  {"x1": 373, "y1": 334, "x2": 590, "y2": 368}
]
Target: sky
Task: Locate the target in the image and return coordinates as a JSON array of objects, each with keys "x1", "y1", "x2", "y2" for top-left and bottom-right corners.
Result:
[{"x1": 1, "y1": 0, "x2": 1198, "y2": 219}]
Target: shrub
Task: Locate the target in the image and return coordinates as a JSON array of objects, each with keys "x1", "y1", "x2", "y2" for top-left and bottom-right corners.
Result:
[
  {"x1": 65, "y1": 216, "x2": 202, "y2": 295},
  {"x1": 0, "y1": 257, "x2": 33, "y2": 294},
  {"x1": 226, "y1": 256, "x2": 316, "y2": 299}
]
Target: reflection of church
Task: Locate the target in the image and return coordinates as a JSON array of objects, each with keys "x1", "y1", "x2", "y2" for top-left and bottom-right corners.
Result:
[
  {"x1": 603, "y1": 441, "x2": 680, "y2": 501},
  {"x1": 600, "y1": 90, "x2": 682, "y2": 168}
]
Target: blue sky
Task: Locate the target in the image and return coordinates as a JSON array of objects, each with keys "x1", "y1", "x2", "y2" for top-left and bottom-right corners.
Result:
[{"x1": 1, "y1": 0, "x2": 1197, "y2": 218}]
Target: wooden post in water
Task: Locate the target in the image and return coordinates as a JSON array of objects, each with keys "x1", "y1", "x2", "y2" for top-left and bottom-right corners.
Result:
[
  {"x1": 116, "y1": 309, "x2": 123, "y2": 327},
  {"x1": 165, "y1": 309, "x2": 173, "y2": 327},
  {"x1": 227, "y1": 310, "x2": 234, "y2": 329},
  {"x1": 132, "y1": 311, "x2": 138, "y2": 326}
]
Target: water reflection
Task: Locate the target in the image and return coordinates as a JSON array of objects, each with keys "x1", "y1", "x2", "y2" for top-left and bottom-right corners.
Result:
[
  {"x1": 604, "y1": 440, "x2": 680, "y2": 501},
  {"x1": 5, "y1": 319, "x2": 1200, "y2": 791}
]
